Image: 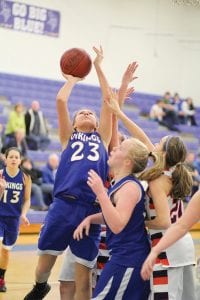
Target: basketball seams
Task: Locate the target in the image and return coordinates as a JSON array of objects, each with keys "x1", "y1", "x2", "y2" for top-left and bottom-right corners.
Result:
[{"x1": 60, "y1": 48, "x2": 92, "y2": 78}]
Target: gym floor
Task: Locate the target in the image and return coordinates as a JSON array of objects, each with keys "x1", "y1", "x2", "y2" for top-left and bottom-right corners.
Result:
[{"x1": 0, "y1": 231, "x2": 200, "y2": 300}]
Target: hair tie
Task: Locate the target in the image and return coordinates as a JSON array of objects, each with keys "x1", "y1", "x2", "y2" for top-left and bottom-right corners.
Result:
[
  {"x1": 169, "y1": 165, "x2": 176, "y2": 173},
  {"x1": 169, "y1": 163, "x2": 182, "y2": 173}
]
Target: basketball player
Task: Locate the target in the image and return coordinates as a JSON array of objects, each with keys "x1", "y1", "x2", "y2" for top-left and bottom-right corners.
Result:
[
  {"x1": 106, "y1": 93, "x2": 196, "y2": 300},
  {"x1": 141, "y1": 190, "x2": 200, "y2": 280},
  {"x1": 73, "y1": 135, "x2": 151, "y2": 299},
  {"x1": 0, "y1": 147, "x2": 31, "y2": 292},
  {"x1": 24, "y1": 46, "x2": 113, "y2": 300},
  {"x1": 58, "y1": 62, "x2": 137, "y2": 300}
]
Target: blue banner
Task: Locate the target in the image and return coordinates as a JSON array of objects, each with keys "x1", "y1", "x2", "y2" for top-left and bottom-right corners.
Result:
[{"x1": 0, "y1": 0, "x2": 60, "y2": 37}]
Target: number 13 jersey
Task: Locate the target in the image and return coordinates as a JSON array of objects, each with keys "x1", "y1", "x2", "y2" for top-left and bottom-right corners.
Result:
[{"x1": 0, "y1": 168, "x2": 25, "y2": 217}]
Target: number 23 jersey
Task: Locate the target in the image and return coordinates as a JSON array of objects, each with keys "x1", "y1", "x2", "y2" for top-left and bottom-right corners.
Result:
[{"x1": 53, "y1": 131, "x2": 108, "y2": 204}]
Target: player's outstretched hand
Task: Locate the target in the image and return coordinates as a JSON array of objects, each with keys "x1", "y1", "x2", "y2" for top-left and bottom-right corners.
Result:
[
  {"x1": 121, "y1": 62, "x2": 138, "y2": 86},
  {"x1": 73, "y1": 216, "x2": 91, "y2": 241},
  {"x1": 93, "y1": 46, "x2": 104, "y2": 66},
  {"x1": 140, "y1": 249, "x2": 158, "y2": 280}
]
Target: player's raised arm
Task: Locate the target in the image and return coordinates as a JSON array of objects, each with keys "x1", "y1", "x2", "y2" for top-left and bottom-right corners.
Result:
[
  {"x1": 56, "y1": 75, "x2": 82, "y2": 149},
  {"x1": 93, "y1": 46, "x2": 112, "y2": 148},
  {"x1": 106, "y1": 89, "x2": 154, "y2": 152},
  {"x1": 118, "y1": 62, "x2": 138, "y2": 107}
]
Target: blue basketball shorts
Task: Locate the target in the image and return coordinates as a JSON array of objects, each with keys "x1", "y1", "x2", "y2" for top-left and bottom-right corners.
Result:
[
  {"x1": 38, "y1": 199, "x2": 101, "y2": 264},
  {"x1": 0, "y1": 216, "x2": 20, "y2": 250},
  {"x1": 92, "y1": 260, "x2": 150, "y2": 300}
]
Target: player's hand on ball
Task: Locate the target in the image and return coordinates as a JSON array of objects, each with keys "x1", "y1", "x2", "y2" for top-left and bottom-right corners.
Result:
[{"x1": 62, "y1": 73, "x2": 83, "y2": 83}]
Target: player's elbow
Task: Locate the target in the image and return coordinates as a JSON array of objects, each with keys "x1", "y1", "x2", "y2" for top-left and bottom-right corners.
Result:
[
  {"x1": 56, "y1": 96, "x2": 64, "y2": 103},
  {"x1": 111, "y1": 222, "x2": 126, "y2": 234}
]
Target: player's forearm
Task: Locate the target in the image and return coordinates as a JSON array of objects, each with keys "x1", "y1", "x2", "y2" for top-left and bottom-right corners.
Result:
[
  {"x1": 117, "y1": 111, "x2": 154, "y2": 151},
  {"x1": 145, "y1": 217, "x2": 171, "y2": 230},
  {"x1": 88, "y1": 212, "x2": 105, "y2": 224},
  {"x1": 94, "y1": 63, "x2": 109, "y2": 100},
  {"x1": 109, "y1": 115, "x2": 119, "y2": 152},
  {"x1": 21, "y1": 199, "x2": 31, "y2": 217},
  {"x1": 97, "y1": 191, "x2": 124, "y2": 234},
  {"x1": 56, "y1": 81, "x2": 74, "y2": 103},
  {"x1": 118, "y1": 83, "x2": 128, "y2": 108},
  {"x1": 151, "y1": 222, "x2": 188, "y2": 256}
]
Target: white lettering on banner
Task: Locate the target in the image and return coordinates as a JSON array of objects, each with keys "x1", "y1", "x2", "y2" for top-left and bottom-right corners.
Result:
[
  {"x1": 28, "y1": 6, "x2": 47, "y2": 21},
  {"x1": 0, "y1": 0, "x2": 60, "y2": 37},
  {"x1": 14, "y1": 17, "x2": 44, "y2": 34},
  {"x1": 12, "y1": 3, "x2": 27, "y2": 17}
]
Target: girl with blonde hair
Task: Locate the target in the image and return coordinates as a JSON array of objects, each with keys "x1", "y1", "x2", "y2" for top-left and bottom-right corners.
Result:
[{"x1": 106, "y1": 89, "x2": 196, "y2": 300}]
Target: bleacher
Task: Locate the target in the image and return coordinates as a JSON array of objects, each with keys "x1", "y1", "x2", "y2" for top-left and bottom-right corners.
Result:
[{"x1": 0, "y1": 72, "x2": 199, "y2": 232}]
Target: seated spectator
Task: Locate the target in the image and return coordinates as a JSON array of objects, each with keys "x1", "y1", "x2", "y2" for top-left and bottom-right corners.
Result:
[
  {"x1": 185, "y1": 152, "x2": 200, "y2": 197},
  {"x1": 171, "y1": 93, "x2": 186, "y2": 124},
  {"x1": 25, "y1": 100, "x2": 50, "y2": 150},
  {"x1": 194, "y1": 152, "x2": 200, "y2": 175},
  {"x1": 4, "y1": 102, "x2": 25, "y2": 143},
  {"x1": 149, "y1": 99, "x2": 179, "y2": 131},
  {"x1": 182, "y1": 97, "x2": 198, "y2": 126},
  {"x1": 161, "y1": 91, "x2": 180, "y2": 126},
  {"x1": 1, "y1": 129, "x2": 28, "y2": 157},
  {"x1": 42, "y1": 153, "x2": 59, "y2": 205},
  {"x1": 21, "y1": 157, "x2": 48, "y2": 211},
  {"x1": 149, "y1": 99, "x2": 165, "y2": 122},
  {"x1": 0, "y1": 123, "x2": 3, "y2": 151}
]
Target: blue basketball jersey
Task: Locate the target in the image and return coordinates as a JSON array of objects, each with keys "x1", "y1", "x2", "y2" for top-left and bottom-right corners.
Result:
[
  {"x1": 53, "y1": 131, "x2": 108, "y2": 204},
  {"x1": 0, "y1": 168, "x2": 25, "y2": 217},
  {"x1": 106, "y1": 175, "x2": 150, "y2": 267}
]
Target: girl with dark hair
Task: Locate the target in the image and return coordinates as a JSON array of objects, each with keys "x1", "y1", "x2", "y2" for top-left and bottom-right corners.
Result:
[
  {"x1": 141, "y1": 190, "x2": 200, "y2": 281},
  {"x1": 24, "y1": 46, "x2": 113, "y2": 300},
  {"x1": 0, "y1": 147, "x2": 31, "y2": 293}
]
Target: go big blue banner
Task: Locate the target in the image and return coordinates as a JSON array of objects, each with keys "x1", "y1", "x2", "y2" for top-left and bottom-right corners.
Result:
[{"x1": 0, "y1": 0, "x2": 60, "y2": 37}]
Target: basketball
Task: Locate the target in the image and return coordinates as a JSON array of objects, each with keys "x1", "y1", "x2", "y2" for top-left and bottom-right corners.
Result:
[{"x1": 60, "y1": 48, "x2": 92, "y2": 78}]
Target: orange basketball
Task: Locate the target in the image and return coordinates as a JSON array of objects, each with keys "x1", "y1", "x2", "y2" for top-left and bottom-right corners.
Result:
[{"x1": 60, "y1": 48, "x2": 92, "y2": 78}]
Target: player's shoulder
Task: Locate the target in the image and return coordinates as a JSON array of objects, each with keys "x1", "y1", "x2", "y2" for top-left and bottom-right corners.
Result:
[{"x1": 22, "y1": 172, "x2": 31, "y2": 185}]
